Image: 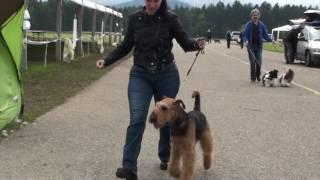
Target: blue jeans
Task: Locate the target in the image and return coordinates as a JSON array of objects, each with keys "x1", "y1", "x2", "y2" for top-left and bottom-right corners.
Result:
[
  {"x1": 247, "y1": 44, "x2": 262, "y2": 80},
  {"x1": 122, "y1": 63, "x2": 180, "y2": 172}
]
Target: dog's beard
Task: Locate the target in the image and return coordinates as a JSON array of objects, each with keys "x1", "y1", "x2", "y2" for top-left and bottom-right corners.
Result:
[{"x1": 262, "y1": 73, "x2": 277, "y2": 87}]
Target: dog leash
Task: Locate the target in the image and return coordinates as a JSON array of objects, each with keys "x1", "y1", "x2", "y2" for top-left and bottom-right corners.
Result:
[
  {"x1": 246, "y1": 45, "x2": 261, "y2": 66},
  {"x1": 187, "y1": 49, "x2": 205, "y2": 76},
  {"x1": 181, "y1": 49, "x2": 205, "y2": 85}
]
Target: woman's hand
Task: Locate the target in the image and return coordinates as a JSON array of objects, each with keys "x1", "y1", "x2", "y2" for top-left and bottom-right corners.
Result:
[
  {"x1": 244, "y1": 41, "x2": 249, "y2": 47},
  {"x1": 96, "y1": 59, "x2": 105, "y2": 69},
  {"x1": 197, "y1": 38, "x2": 206, "y2": 49}
]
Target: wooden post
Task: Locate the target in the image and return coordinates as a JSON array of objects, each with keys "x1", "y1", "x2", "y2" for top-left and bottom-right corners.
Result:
[
  {"x1": 91, "y1": 9, "x2": 97, "y2": 53},
  {"x1": 56, "y1": 0, "x2": 62, "y2": 61},
  {"x1": 25, "y1": 0, "x2": 29, "y2": 9},
  {"x1": 76, "y1": 4, "x2": 84, "y2": 56},
  {"x1": 22, "y1": 0, "x2": 29, "y2": 70},
  {"x1": 114, "y1": 17, "x2": 118, "y2": 43},
  {"x1": 109, "y1": 14, "x2": 113, "y2": 46},
  {"x1": 119, "y1": 19, "x2": 123, "y2": 42},
  {"x1": 103, "y1": 13, "x2": 107, "y2": 48},
  {"x1": 23, "y1": 30, "x2": 28, "y2": 70}
]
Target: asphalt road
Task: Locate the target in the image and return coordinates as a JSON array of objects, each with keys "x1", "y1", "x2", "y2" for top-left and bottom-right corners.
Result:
[{"x1": 0, "y1": 41, "x2": 319, "y2": 180}]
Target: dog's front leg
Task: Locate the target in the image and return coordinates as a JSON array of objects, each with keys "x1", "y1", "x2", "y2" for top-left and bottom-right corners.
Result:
[
  {"x1": 169, "y1": 138, "x2": 182, "y2": 178},
  {"x1": 180, "y1": 149, "x2": 196, "y2": 180}
]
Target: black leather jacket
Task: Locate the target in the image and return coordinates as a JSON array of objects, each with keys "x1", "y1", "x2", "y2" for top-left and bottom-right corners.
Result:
[{"x1": 104, "y1": 9, "x2": 200, "y2": 69}]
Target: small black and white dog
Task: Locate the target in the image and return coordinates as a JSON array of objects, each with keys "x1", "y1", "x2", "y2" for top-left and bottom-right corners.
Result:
[
  {"x1": 278, "y1": 68, "x2": 295, "y2": 87},
  {"x1": 214, "y1": 39, "x2": 221, "y2": 43},
  {"x1": 262, "y1": 69, "x2": 278, "y2": 87}
]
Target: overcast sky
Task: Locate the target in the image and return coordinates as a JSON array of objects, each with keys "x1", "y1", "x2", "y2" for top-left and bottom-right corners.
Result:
[
  {"x1": 99, "y1": 0, "x2": 318, "y2": 7},
  {"x1": 188, "y1": 0, "x2": 317, "y2": 7}
]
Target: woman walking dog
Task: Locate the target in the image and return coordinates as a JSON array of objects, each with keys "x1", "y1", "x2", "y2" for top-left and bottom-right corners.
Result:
[
  {"x1": 96, "y1": 0, "x2": 205, "y2": 179},
  {"x1": 243, "y1": 8, "x2": 273, "y2": 83}
]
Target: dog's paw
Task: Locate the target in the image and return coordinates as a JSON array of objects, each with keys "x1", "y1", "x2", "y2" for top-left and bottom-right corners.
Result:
[
  {"x1": 169, "y1": 166, "x2": 180, "y2": 178},
  {"x1": 281, "y1": 83, "x2": 291, "y2": 87},
  {"x1": 204, "y1": 157, "x2": 212, "y2": 170}
]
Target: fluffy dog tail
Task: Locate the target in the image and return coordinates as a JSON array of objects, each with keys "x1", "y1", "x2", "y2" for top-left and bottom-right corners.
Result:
[
  {"x1": 284, "y1": 69, "x2": 294, "y2": 82},
  {"x1": 192, "y1": 91, "x2": 201, "y2": 111}
]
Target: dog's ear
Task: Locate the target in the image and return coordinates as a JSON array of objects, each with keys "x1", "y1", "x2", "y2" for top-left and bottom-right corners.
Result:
[
  {"x1": 289, "y1": 68, "x2": 294, "y2": 74},
  {"x1": 175, "y1": 99, "x2": 186, "y2": 109}
]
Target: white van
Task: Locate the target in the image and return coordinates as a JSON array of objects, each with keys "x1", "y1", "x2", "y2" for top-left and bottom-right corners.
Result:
[
  {"x1": 296, "y1": 25, "x2": 320, "y2": 66},
  {"x1": 231, "y1": 31, "x2": 240, "y2": 42}
]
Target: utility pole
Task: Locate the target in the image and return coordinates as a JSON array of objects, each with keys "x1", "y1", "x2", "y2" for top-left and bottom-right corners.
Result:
[
  {"x1": 109, "y1": 14, "x2": 113, "y2": 46},
  {"x1": 56, "y1": 0, "x2": 62, "y2": 61},
  {"x1": 91, "y1": 9, "x2": 97, "y2": 52},
  {"x1": 76, "y1": 4, "x2": 84, "y2": 56}
]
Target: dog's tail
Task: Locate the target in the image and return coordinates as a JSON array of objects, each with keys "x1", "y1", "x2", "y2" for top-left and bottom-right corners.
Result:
[{"x1": 192, "y1": 91, "x2": 201, "y2": 111}]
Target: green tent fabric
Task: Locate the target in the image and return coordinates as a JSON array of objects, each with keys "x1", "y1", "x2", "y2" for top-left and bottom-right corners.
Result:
[{"x1": 0, "y1": 5, "x2": 25, "y2": 129}]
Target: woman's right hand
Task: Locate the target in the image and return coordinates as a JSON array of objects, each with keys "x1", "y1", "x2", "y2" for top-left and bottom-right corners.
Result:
[{"x1": 96, "y1": 59, "x2": 105, "y2": 69}]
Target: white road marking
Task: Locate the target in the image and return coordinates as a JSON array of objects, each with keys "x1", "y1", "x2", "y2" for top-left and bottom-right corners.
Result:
[{"x1": 292, "y1": 82, "x2": 320, "y2": 96}]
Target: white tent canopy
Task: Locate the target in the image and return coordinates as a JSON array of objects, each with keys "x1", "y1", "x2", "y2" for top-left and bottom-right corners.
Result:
[
  {"x1": 114, "y1": 11, "x2": 123, "y2": 18},
  {"x1": 105, "y1": 7, "x2": 113, "y2": 14},
  {"x1": 54, "y1": 0, "x2": 123, "y2": 60},
  {"x1": 271, "y1": 25, "x2": 292, "y2": 41},
  {"x1": 96, "y1": 4, "x2": 106, "y2": 12},
  {"x1": 69, "y1": 0, "x2": 123, "y2": 18},
  {"x1": 70, "y1": 0, "x2": 82, "y2": 6},
  {"x1": 82, "y1": 0, "x2": 96, "y2": 10}
]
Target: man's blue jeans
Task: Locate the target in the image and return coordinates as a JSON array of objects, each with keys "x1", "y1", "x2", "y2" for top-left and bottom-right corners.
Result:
[
  {"x1": 122, "y1": 63, "x2": 180, "y2": 172},
  {"x1": 247, "y1": 44, "x2": 262, "y2": 81}
]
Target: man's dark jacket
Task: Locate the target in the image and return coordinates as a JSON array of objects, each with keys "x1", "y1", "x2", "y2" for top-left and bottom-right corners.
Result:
[
  {"x1": 104, "y1": 10, "x2": 200, "y2": 67},
  {"x1": 283, "y1": 26, "x2": 303, "y2": 44}
]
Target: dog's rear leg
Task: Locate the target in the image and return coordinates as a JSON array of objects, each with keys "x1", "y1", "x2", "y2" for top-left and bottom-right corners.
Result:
[{"x1": 200, "y1": 128, "x2": 213, "y2": 170}]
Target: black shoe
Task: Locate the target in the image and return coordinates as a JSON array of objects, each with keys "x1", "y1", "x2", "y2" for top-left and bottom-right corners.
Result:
[
  {"x1": 257, "y1": 77, "x2": 261, "y2": 82},
  {"x1": 160, "y1": 162, "x2": 168, "y2": 170},
  {"x1": 116, "y1": 167, "x2": 137, "y2": 180}
]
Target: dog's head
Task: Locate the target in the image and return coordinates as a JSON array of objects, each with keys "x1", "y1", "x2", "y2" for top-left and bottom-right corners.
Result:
[
  {"x1": 149, "y1": 97, "x2": 186, "y2": 129},
  {"x1": 269, "y1": 69, "x2": 278, "y2": 79},
  {"x1": 284, "y1": 68, "x2": 294, "y2": 82}
]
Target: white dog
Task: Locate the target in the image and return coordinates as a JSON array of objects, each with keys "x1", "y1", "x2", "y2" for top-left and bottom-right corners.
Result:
[
  {"x1": 262, "y1": 69, "x2": 278, "y2": 87},
  {"x1": 63, "y1": 38, "x2": 75, "y2": 63}
]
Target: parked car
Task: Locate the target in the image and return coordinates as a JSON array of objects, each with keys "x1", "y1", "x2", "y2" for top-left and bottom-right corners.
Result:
[
  {"x1": 231, "y1": 31, "x2": 240, "y2": 42},
  {"x1": 296, "y1": 25, "x2": 320, "y2": 66}
]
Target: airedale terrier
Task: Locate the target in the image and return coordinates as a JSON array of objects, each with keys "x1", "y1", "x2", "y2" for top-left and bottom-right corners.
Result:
[{"x1": 149, "y1": 91, "x2": 213, "y2": 180}]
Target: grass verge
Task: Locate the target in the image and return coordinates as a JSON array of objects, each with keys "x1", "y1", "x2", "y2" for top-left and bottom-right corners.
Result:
[
  {"x1": 1, "y1": 47, "x2": 130, "y2": 139},
  {"x1": 22, "y1": 49, "x2": 127, "y2": 122},
  {"x1": 264, "y1": 42, "x2": 284, "y2": 53}
]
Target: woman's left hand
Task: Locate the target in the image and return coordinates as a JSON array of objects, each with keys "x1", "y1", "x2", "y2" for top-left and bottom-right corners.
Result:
[{"x1": 197, "y1": 38, "x2": 206, "y2": 49}]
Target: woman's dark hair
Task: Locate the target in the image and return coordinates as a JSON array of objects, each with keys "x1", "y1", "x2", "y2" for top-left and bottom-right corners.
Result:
[{"x1": 158, "y1": 0, "x2": 170, "y2": 19}]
